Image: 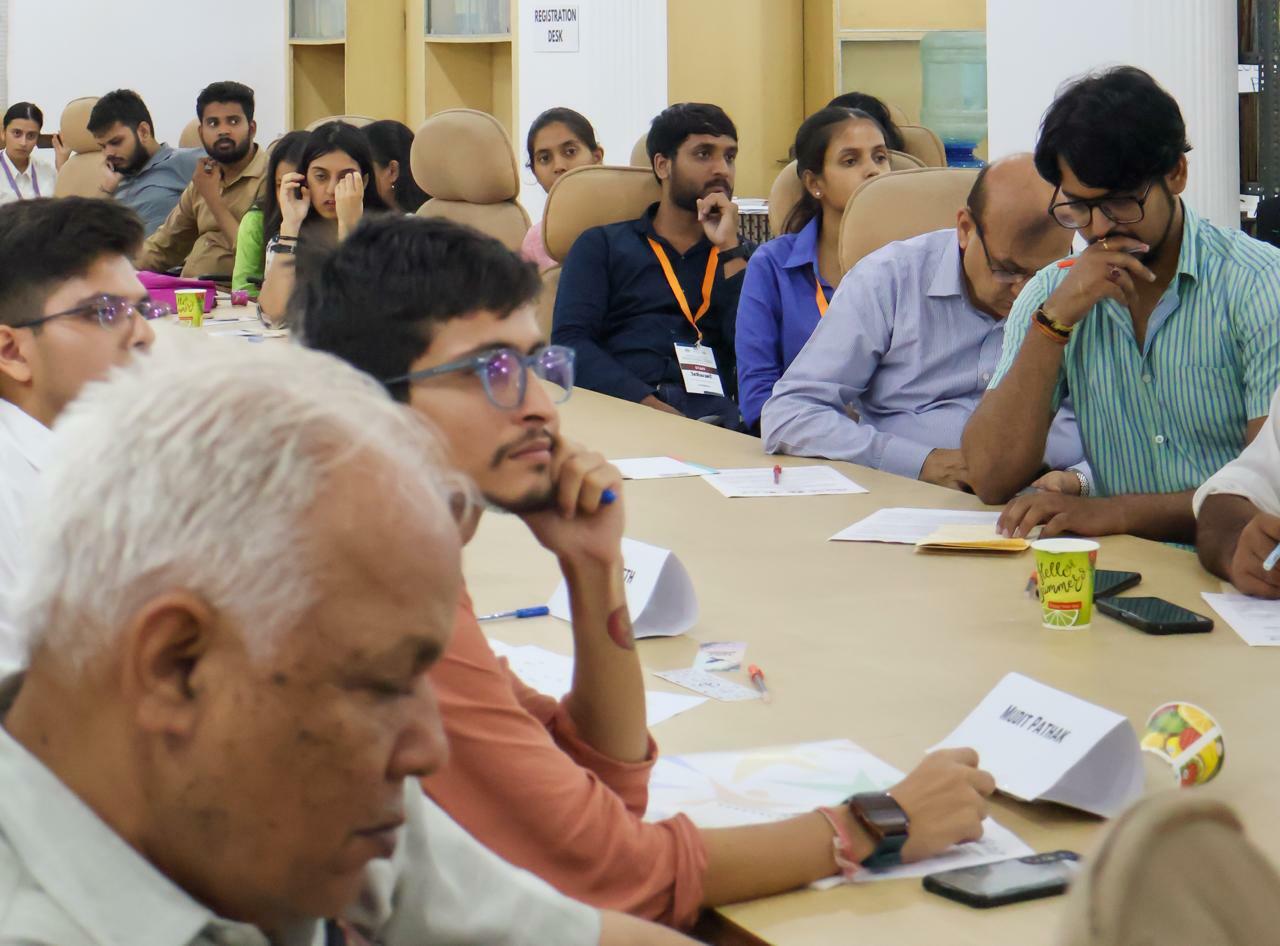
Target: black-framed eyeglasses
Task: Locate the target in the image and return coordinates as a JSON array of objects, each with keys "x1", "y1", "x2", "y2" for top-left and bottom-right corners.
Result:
[
  {"x1": 970, "y1": 213, "x2": 1034, "y2": 285},
  {"x1": 12, "y1": 294, "x2": 170, "y2": 331},
  {"x1": 385, "y1": 344, "x2": 575, "y2": 409},
  {"x1": 1048, "y1": 180, "x2": 1157, "y2": 230}
]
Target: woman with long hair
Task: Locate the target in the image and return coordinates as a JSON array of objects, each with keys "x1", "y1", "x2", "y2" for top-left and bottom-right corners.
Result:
[
  {"x1": 521, "y1": 107, "x2": 604, "y2": 271},
  {"x1": 233, "y1": 130, "x2": 311, "y2": 297},
  {"x1": 364, "y1": 119, "x2": 430, "y2": 213}
]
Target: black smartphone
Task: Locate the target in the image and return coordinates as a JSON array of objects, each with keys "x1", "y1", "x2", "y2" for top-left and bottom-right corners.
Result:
[
  {"x1": 1096, "y1": 596, "x2": 1213, "y2": 635},
  {"x1": 37, "y1": 133, "x2": 54, "y2": 149},
  {"x1": 1094, "y1": 569, "x2": 1141, "y2": 597},
  {"x1": 923, "y1": 851, "x2": 1080, "y2": 908}
]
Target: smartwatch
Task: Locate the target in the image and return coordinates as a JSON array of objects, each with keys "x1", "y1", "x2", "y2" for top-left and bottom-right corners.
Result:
[
  {"x1": 719, "y1": 243, "x2": 750, "y2": 263},
  {"x1": 846, "y1": 792, "x2": 910, "y2": 869}
]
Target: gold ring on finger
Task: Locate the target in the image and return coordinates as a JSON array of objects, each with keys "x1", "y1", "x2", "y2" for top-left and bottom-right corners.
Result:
[{"x1": 1101, "y1": 238, "x2": 1110, "y2": 252}]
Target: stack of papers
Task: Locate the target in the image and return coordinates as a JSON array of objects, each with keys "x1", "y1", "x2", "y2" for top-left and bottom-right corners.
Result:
[
  {"x1": 488, "y1": 640, "x2": 707, "y2": 725},
  {"x1": 1201, "y1": 592, "x2": 1280, "y2": 646},
  {"x1": 611, "y1": 457, "x2": 715, "y2": 480},
  {"x1": 916, "y1": 524, "x2": 1029, "y2": 554},
  {"x1": 831, "y1": 507, "x2": 1003, "y2": 544},
  {"x1": 702, "y1": 466, "x2": 867, "y2": 498}
]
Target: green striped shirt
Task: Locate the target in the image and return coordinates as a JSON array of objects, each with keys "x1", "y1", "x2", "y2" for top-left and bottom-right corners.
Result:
[{"x1": 989, "y1": 205, "x2": 1280, "y2": 498}]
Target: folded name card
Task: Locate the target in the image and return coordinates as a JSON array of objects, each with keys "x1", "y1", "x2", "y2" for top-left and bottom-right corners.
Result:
[
  {"x1": 916, "y1": 524, "x2": 1029, "y2": 553},
  {"x1": 548, "y1": 537, "x2": 698, "y2": 639},
  {"x1": 933, "y1": 672, "x2": 1143, "y2": 817}
]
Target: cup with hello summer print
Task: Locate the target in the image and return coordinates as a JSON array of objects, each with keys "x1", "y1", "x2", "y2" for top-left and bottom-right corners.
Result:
[{"x1": 1031, "y1": 538, "x2": 1100, "y2": 629}]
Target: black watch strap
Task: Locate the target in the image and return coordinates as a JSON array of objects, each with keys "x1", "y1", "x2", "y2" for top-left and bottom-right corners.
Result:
[
  {"x1": 719, "y1": 243, "x2": 750, "y2": 263},
  {"x1": 846, "y1": 792, "x2": 910, "y2": 869}
]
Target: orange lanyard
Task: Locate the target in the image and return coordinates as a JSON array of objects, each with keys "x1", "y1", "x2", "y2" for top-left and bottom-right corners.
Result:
[
  {"x1": 814, "y1": 272, "x2": 830, "y2": 317},
  {"x1": 648, "y1": 237, "x2": 720, "y2": 343}
]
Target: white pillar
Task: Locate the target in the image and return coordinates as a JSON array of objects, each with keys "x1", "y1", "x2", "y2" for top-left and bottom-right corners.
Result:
[{"x1": 986, "y1": 0, "x2": 1239, "y2": 229}]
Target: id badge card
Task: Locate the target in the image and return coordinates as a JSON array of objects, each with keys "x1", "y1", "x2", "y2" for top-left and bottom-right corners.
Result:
[{"x1": 674, "y1": 342, "x2": 725, "y2": 396}]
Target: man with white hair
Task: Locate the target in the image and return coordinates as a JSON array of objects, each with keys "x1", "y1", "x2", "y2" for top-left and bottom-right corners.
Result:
[{"x1": 0, "y1": 340, "x2": 696, "y2": 945}]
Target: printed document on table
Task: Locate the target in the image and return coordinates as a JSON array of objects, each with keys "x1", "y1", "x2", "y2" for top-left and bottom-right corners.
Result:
[
  {"x1": 488, "y1": 640, "x2": 707, "y2": 726},
  {"x1": 646, "y1": 739, "x2": 1031, "y2": 885},
  {"x1": 1202, "y1": 592, "x2": 1280, "y2": 646},
  {"x1": 702, "y1": 466, "x2": 867, "y2": 498},
  {"x1": 612, "y1": 457, "x2": 714, "y2": 480},
  {"x1": 831, "y1": 507, "x2": 1002, "y2": 544}
]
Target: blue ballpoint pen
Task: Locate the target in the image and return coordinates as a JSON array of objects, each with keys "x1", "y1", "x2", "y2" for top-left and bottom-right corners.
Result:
[
  {"x1": 476, "y1": 606, "x2": 551, "y2": 622},
  {"x1": 1264, "y1": 541, "x2": 1280, "y2": 572}
]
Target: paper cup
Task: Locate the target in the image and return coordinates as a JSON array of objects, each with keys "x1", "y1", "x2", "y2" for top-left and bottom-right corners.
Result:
[
  {"x1": 1031, "y1": 538, "x2": 1099, "y2": 629},
  {"x1": 174, "y1": 289, "x2": 206, "y2": 327},
  {"x1": 1141, "y1": 702, "x2": 1225, "y2": 787}
]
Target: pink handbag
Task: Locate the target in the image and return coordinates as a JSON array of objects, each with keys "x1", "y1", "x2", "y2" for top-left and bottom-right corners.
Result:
[{"x1": 137, "y1": 272, "x2": 218, "y2": 313}]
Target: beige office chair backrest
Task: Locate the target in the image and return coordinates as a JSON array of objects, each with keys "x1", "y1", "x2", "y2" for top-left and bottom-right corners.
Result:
[
  {"x1": 54, "y1": 96, "x2": 108, "y2": 198},
  {"x1": 897, "y1": 124, "x2": 947, "y2": 167},
  {"x1": 178, "y1": 118, "x2": 201, "y2": 149},
  {"x1": 304, "y1": 114, "x2": 376, "y2": 131},
  {"x1": 534, "y1": 164, "x2": 662, "y2": 335},
  {"x1": 411, "y1": 108, "x2": 530, "y2": 251},
  {"x1": 767, "y1": 152, "x2": 928, "y2": 239},
  {"x1": 837, "y1": 166, "x2": 978, "y2": 275},
  {"x1": 630, "y1": 134, "x2": 650, "y2": 169},
  {"x1": 886, "y1": 102, "x2": 911, "y2": 128},
  {"x1": 1057, "y1": 793, "x2": 1280, "y2": 946}
]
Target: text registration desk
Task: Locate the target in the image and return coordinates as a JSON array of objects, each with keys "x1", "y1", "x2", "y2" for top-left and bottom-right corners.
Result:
[{"x1": 464, "y1": 388, "x2": 1276, "y2": 946}]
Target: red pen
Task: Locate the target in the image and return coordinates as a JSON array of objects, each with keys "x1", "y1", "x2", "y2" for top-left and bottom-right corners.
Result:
[
  {"x1": 772, "y1": 464, "x2": 782, "y2": 485},
  {"x1": 748, "y1": 664, "x2": 771, "y2": 703}
]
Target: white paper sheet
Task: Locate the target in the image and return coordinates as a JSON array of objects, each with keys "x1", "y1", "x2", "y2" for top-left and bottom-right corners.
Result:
[
  {"x1": 830, "y1": 507, "x2": 1002, "y2": 544},
  {"x1": 646, "y1": 739, "x2": 1031, "y2": 885},
  {"x1": 612, "y1": 457, "x2": 715, "y2": 480},
  {"x1": 1201, "y1": 592, "x2": 1280, "y2": 646},
  {"x1": 488, "y1": 640, "x2": 707, "y2": 726},
  {"x1": 702, "y1": 466, "x2": 867, "y2": 498},
  {"x1": 651, "y1": 668, "x2": 760, "y2": 702}
]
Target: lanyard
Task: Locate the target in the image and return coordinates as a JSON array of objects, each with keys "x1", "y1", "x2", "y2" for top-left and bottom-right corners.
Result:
[
  {"x1": 648, "y1": 237, "x2": 719, "y2": 343},
  {"x1": 814, "y1": 271, "x2": 830, "y2": 317},
  {"x1": 1, "y1": 152, "x2": 39, "y2": 200}
]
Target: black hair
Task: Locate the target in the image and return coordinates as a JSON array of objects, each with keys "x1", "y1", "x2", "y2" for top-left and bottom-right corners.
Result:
[
  {"x1": 783, "y1": 106, "x2": 886, "y2": 235},
  {"x1": 87, "y1": 89, "x2": 154, "y2": 137},
  {"x1": 645, "y1": 103, "x2": 737, "y2": 180},
  {"x1": 827, "y1": 92, "x2": 904, "y2": 151},
  {"x1": 1035, "y1": 66, "x2": 1191, "y2": 193},
  {"x1": 525, "y1": 107, "x2": 600, "y2": 168},
  {"x1": 363, "y1": 119, "x2": 430, "y2": 213},
  {"x1": 3, "y1": 103, "x2": 43, "y2": 131},
  {"x1": 256, "y1": 131, "x2": 312, "y2": 246},
  {"x1": 296, "y1": 121, "x2": 391, "y2": 222},
  {"x1": 0, "y1": 198, "x2": 144, "y2": 327},
  {"x1": 196, "y1": 80, "x2": 256, "y2": 123},
  {"x1": 295, "y1": 215, "x2": 542, "y2": 402}
]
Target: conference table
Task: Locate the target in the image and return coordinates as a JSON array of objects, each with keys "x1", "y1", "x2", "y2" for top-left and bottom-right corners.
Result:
[{"x1": 167, "y1": 310, "x2": 1275, "y2": 945}]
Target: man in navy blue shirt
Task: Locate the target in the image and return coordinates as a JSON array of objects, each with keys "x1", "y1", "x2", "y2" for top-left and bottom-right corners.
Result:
[{"x1": 551, "y1": 103, "x2": 751, "y2": 425}]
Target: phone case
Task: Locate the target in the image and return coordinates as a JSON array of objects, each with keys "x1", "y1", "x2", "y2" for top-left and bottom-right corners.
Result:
[
  {"x1": 1096, "y1": 597, "x2": 1213, "y2": 635},
  {"x1": 922, "y1": 852, "x2": 1077, "y2": 909}
]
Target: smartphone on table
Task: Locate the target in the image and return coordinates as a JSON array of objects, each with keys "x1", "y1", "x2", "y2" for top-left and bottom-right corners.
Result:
[
  {"x1": 923, "y1": 851, "x2": 1080, "y2": 908},
  {"x1": 1094, "y1": 569, "x2": 1141, "y2": 597},
  {"x1": 1095, "y1": 596, "x2": 1213, "y2": 635}
]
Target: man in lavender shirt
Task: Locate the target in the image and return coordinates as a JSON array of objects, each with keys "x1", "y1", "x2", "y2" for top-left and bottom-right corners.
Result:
[{"x1": 762, "y1": 154, "x2": 1088, "y2": 493}]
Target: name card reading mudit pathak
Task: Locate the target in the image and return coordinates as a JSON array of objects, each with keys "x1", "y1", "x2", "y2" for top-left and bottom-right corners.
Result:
[
  {"x1": 933, "y1": 672, "x2": 1144, "y2": 817},
  {"x1": 548, "y1": 537, "x2": 698, "y2": 639}
]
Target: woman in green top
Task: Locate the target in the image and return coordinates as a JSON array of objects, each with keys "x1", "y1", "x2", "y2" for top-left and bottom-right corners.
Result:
[{"x1": 233, "y1": 130, "x2": 311, "y2": 297}]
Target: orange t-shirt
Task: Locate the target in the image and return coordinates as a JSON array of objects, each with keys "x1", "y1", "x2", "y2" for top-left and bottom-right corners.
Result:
[{"x1": 422, "y1": 590, "x2": 708, "y2": 928}]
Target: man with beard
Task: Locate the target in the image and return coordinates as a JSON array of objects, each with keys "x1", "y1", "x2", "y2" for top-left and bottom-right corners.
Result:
[
  {"x1": 552, "y1": 103, "x2": 752, "y2": 425},
  {"x1": 135, "y1": 81, "x2": 267, "y2": 278},
  {"x1": 88, "y1": 89, "x2": 201, "y2": 236},
  {"x1": 962, "y1": 66, "x2": 1280, "y2": 542},
  {"x1": 298, "y1": 215, "x2": 996, "y2": 931}
]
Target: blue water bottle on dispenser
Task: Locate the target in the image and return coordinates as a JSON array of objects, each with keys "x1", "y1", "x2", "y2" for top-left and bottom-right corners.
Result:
[{"x1": 920, "y1": 31, "x2": 987, "y2": 168}]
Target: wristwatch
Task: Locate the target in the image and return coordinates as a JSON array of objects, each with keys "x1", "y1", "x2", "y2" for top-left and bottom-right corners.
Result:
[
  {"x1": 846, "y1": 792, "x2": 910, "y2": 868},
  {"x1": 718, "y1": 243, "x2": 750, "y2": 263}
]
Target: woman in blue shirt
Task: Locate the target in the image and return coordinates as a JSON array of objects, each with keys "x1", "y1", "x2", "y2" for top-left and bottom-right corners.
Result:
[{"x1": 736, "y1": 106, "x2": 890, "y2": 431}]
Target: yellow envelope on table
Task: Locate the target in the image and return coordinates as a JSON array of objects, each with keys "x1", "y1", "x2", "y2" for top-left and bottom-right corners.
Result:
[{"x1": 915, "y1": 524, "x2": 1030, "y2": 553}]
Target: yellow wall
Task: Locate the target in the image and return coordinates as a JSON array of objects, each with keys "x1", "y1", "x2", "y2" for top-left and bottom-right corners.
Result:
[
  {"x1": 667, "y1": 0, "x2": 804, "y2": 199},
  {"x1": 839, "y1": 0, "x2": 985, "y2": 31}
]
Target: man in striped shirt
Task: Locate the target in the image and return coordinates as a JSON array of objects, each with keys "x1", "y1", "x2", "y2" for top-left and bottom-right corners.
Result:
[{"x1": 963, "y1": 66, "x2": 1280, "y2": 544}]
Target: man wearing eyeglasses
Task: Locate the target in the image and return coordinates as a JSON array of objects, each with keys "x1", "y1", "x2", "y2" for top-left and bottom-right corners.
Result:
[
  {"x1": 0, "y1": 197, "x2": 157, "y2": 675},
  {"x1": 762, "y1": 154, "x2": 1086, "y2": 492},
  {"x1": 964, "y1": 67, "x2": 1280, "y2": 544}
]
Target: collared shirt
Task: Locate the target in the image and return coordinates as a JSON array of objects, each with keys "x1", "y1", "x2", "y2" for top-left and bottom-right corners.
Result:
[
  {"x1": 0, "y1": 151, "x2": 56, "y2": 205},
  {"x1": 735, "y1": 217, "x2": 833, "y2": 427},
  {"x1": 0, "y1": 676, "x2": 600, "y2": 946},
  {"x1": 0, "y1": 401, "x2": 49, "y2": 677},
  {"x1": 551, "y1": 202, "x2": 747, "y2": 413},
  {"x1": 989, "y1": 204, "x2": 1280, "y2": 499},
  {"x1": 1193, "y1": 386, "x2": 1280, "y2": 517},
  {"x1": 137, "y1": 145, "x2": 270, "y2": 279},
  {"x1": 762, "y1": 228, "x2": 1087, "y2": 480},
  {"x1": 113, "y1": 144, "x2": 203, "y2": 237}
]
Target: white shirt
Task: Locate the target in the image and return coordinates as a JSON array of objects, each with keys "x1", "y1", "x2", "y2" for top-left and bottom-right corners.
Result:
[
  {"x1": 0, "y1": 401, "x2": 51, "y2": 676},
  {"x1": 0, "y1": 150, "x2": 56, "y2": 204},
  {"x1": 1193, "y1": 386, "x2": 1280, "y2": 517},
  {"x1": 0, "y1": 676, "x2": 601, "y2": 946}
]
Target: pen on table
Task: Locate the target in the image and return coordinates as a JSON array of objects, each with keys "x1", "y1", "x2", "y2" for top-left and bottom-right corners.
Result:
[
  {"x1": 601, "y1": 488, "x2": 617, "y2": 505},
  {"x1": 1264, "y1": 541, "x2": 1280, "y2": 572},
  {"x1": 748, "y1": 663, "x2": 771, "y2": 703},
  {"x1": 477, "y1": 606, "x2": 550, "y2": 622},
  {"x1": 772, "y1": 465, "x2": 782, "y2": 486}
]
